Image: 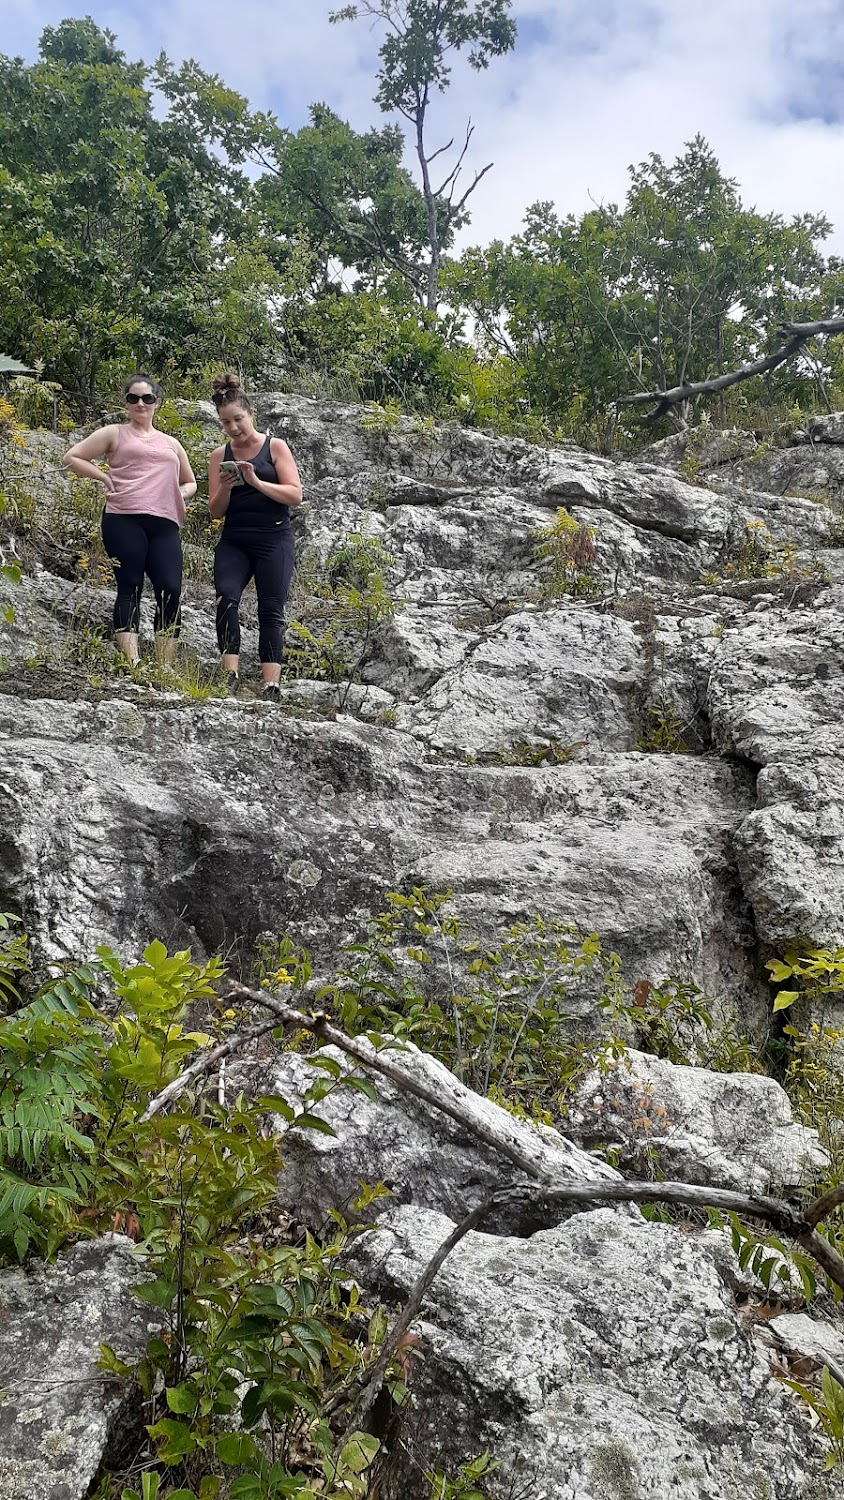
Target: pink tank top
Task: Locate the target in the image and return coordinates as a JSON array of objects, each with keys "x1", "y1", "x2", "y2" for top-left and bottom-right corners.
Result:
[{"x1": 105, "y1": 424, "x2": 185, "y2": 527}]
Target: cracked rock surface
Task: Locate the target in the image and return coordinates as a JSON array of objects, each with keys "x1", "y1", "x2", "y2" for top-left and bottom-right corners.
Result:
[{"x1": 3, "y1": 398, "x2": 844, "y2": 1496}]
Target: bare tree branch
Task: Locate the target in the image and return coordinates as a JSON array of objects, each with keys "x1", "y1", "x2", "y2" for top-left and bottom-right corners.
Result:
[
  {"x1": 333, "y1": 1192, "x2": 497, "y2": 1431},
  {"x1": 433, "y1": 121, "x2": 474, "y2": 199},
  {"x1": 618, "y1": 335, "x2": 807, "y2": 414},
  {"x1": 619, "y1": 314, "x2": 844, "y2": 417},
  {"x1": 780, "y1": 316, "x2": 844, "y2": 337},
  {"x1": 426, "y1": 134, "x2": 456, "y2": 168},
  {"x1": 140, "y1": 982, "x2": 844, "y2": 1288},
  {"x1": 450, "y1": 160, "x2": 494, "y2": 219},
  {"x1": 138, "y1": 1013, "x2": 286, "y2": 1122}
]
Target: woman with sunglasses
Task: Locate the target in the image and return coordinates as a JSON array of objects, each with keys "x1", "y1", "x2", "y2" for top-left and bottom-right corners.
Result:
[{"x1": 63, "y1": 374, "x2": 196, "y2": 669}]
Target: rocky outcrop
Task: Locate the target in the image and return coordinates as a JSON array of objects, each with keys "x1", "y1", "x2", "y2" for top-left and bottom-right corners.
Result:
[
  {"x1": 567, "y1": 1047, "x2": 828, "y2": 1193},
  {"x1": 349, "y1": 1204, "x2": 834, "y2": 1500},
  {"x1": 3, "y1": 396, "x2": 844, "y2": 1494},
  {"x1": 0, "y1": 1237, "x2": 156, "y2": 1500},
  {"x1": 231, "y1": 1040, "x2": 623, "y2": 1235}
]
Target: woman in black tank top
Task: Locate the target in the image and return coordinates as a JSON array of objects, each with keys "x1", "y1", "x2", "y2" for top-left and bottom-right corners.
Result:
[{"x1": 208, "y1": 373, "x2": 303, "y2": 700}]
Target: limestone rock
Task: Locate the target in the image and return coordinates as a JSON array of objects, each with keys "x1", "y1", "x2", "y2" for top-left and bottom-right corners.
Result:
[
  {"x1": 567, "y1": 1048, "x2": 828, "y2": 1193},
  {"x1": 0, "y1": 697, "x2": 763, "y2": 1031},
  {"x1": 348, "y1": 1204, "x2": 832, "y2": 1500},
  {"x1": 230, "y1": 1041, "x2": 622, "y2": 1235},
  {"x1": 770, "y1": 1312, "x2": 844, "y2": 1376},
  {"x1": 707, "y1": 599, "x2": 844, "y2": 949},
  {"x1": 399, "y1": 608, "x2": 643, "y2": 756},
  {"x1": 0, "y1": 1237, "x2": 156, "y2": 1500},
  {"x1": 808, "y1": 413, "x2": 844, "y2": 445}
]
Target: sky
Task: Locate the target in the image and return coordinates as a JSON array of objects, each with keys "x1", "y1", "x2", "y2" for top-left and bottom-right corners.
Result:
[{"x1": 5, "y1": 0, "x2": 844, "y2": 253}]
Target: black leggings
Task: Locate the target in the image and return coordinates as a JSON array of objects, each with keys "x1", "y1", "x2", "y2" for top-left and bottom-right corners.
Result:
[
  {"x1": 214, "y1": 527, "x2": 295, "y2": 664},
  {"x1": 101, "y1": 511, "x2": 182, "y2": 635}
]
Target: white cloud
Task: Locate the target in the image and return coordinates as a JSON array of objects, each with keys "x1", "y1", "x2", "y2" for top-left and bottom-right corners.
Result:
[{"x1": 6, "y1": 0, "x2": 844, "y2": 254}]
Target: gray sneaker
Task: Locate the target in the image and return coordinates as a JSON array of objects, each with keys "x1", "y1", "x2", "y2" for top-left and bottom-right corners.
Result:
[
  {"x1": 261, "y1": 682, "x2": 281, "y2": 704},
  {"x1": 226, "y1": 670, "x2": 240, "y2": 697}
]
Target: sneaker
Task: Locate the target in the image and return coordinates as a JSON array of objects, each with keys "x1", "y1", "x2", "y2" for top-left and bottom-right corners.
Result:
[
  {"x1": 226, "y1": 670, "x2": 240, "y2": 697},
  {"x1": 261, "y1": 682, "x2": 281, "y2": 704}
]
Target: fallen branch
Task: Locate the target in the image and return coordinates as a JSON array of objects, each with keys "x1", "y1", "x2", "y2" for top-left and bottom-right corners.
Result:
[
  {"x1": 138, "y1": 1012, "x2": 287, "y2": 1122},
  {"x1": 141, "y1": 982, "x2": 844, "y2": 1290},
  {"x1": 325, "y1": 1178, "x2": 844, "y2": 1426},
  {"x1": 330, "y1": 1192, "x2": 497, "y2": 1432},
  {"x1": 137, "y1": 976, "x2": 844, "y2": 1457},
  {"x1": 150, "y1": 980, "x2": 588, "y2": 1188},
  {"x1": 617, "y1": 313, "x2": 844, "y2": 418}
]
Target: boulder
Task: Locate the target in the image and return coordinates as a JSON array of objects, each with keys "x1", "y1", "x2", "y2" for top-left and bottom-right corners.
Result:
[
  {"x1": 231, "y1": 1040, "x2": 622, "y2": 1235},
  {"x1": 0, "y1": 1237, "x2": 156, "y2": 1500},
  {"x1": 0, "y1": 698, "x2": 763, "y2": 1032},
  {"x1": 348, "y1": 1204, "x2": 832, "y2": 1500},
  {"x1": 567, "y1": 1048, "x2": 827, "y2": 1194},
  {"x1": 707, "y1": 599, "x2": 844, "y2": 949},
  {"x1": 808, "y1": 413, "x2": 844, "y2": 446}
]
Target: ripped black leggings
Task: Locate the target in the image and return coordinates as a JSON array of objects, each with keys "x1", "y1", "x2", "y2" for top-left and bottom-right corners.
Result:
[{"x1": 101, "y1": 511, "x2": 182, "y2": 635}]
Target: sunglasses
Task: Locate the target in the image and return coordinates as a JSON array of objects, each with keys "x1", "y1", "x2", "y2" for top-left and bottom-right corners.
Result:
[{"x1": 126, "y1": 392, "x2": 156, "y2": 405}]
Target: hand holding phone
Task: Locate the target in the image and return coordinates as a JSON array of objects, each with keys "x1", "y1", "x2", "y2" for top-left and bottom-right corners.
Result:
[{"x1": 219, "y1": 460, "x2": 242, "y2": 478}]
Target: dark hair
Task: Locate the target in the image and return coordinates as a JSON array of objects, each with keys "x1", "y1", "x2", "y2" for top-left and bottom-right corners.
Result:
[
  {"x1": 123, "y1": 372, "x2": 162, "y2": 402},
  {"x1": 211, "y1": 371, "x2": 252, "y2": 413}
]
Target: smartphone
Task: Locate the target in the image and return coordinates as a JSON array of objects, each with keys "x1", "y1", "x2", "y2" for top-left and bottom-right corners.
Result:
[{"x1": 219, "y1": 460, "x2": 243, "y2": 476}]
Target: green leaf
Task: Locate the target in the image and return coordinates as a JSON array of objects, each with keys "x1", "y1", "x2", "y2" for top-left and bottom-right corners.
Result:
[
  {"x1": 773, "y1": 990, "x2": 800, "y2": 1012},
  {"x1": 216, "y1": 1431, "x2": 257, "y2": 1465},
  {"x1": 147, "y1": 1417, "x2": 197, "y2": 1462},
  {"x1": 344, "y1": 1075, "x2": 378, "y2": 1100},
  {"x1": 290, "y1": 1112, "x2": 337, "y2": 1136},
  {"x1": 339, "y1": 1432, "x2": 379, "y2": 1473},
  {"x1": 166, "y1": 1381, "x2": 199, "y2": 1414},
  {"x1": 254, "y1": 1094, "x2": 295, "y2": 1121},
  {"x1": 98, "y1": 1343, "x2": 134, "y2": 1378},
  {"x1": 766, "y1": 959, "x2": 794, "y2": 982},
  {"x1": 133, "y1": 1279, "x2": 177, "y2": 1309}
]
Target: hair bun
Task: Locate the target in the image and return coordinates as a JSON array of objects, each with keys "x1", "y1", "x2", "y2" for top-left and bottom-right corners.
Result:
[{"x1": 211, "y1": 371, "x2": 243, "y2": 409}]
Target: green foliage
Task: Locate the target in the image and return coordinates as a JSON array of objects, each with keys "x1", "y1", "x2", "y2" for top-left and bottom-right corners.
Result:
[
  {"x1": 635, "y1": 699, "x2": 689, "y2": 755},
  {"x1": 766, "y1": 945, "x2": 844, "y2": 1014},
  {"x1": 533, "y1": 509, "x2": 601, "y2": 599},
  {"x1": 1, "y1": 932, "x2": 387, "y2": 1498},
  {"x1": 0, "y1": 20, "x2": 267, "y2": 412},
  {"x1": 285, "y1": 532, "x2": 396, "y2": 691},
  {"x1": 728, "y1": 1215, "x2": 819, "y2": 1303},
  {"x1": 318, "y1": 888, "x2": 624, "y2": 1114},
  {"x1": 449, "y1": 136, "x2": 836, "y2": 433},
  {"x1": 426, "y1": 1451, "x2": 499, "y2": 1499},
  {"x1": 783, "y1": 1367, "x2": 844, "y2": 1471},
  {"x1": 494, "y1": 737, "x2": 586, "y2": 767},
  {"x1": 600, "y1": 975, "x2": 758, "y2": 1073},
  {"x1": 8, "y1": 371, "x2": 62, "y2": 429}
]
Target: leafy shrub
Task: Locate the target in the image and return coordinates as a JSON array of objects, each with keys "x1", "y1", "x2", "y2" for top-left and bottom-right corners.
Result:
[
  {"x1": 316, "y1": 888, "x2": 624, "y2": 1116},
  {"x1": 285, "y1": 532, "x2": 395, "y2": 692},
  {"x1": 0, "y1": 933, "x2": 384, "y2": 1499},
  {"x1": 533, "y1": 509, "x2": 601, "y2": 599}
]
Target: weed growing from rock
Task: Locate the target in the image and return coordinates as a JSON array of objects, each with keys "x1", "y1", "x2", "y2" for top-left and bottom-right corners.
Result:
[{"x1": 533, "y1": 509, "x2": 601, "y2": 600}]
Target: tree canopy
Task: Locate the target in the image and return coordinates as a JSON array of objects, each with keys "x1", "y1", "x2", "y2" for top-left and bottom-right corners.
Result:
[{"x1": 2, "y1": 18, "x2": 843, "y2": 440}]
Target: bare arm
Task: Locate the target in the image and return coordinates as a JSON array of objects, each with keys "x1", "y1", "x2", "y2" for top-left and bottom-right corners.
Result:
[
  {"x1": 237, "y1": 438, "x2": 303, "y2": 508},
  {"x1": 208, "y1": 447, "x2": 237, "y2": 519},
  {"x1": 171, "y1": 439, "x2": 197, "y2": 503},
  {"x1": 62, "y1": 425, "x2": 119, "y2": 492}
]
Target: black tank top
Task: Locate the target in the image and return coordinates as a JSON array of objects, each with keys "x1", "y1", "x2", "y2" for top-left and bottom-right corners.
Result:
[{"x1": 222, "y1": 435, "x2": 290, "y2": 532}]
